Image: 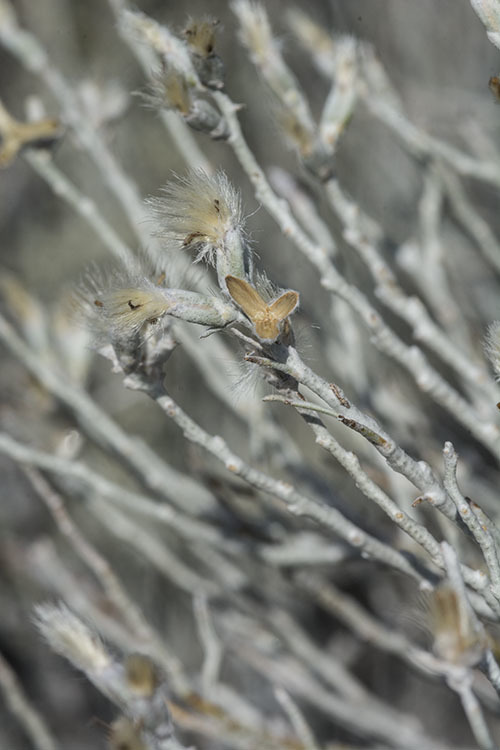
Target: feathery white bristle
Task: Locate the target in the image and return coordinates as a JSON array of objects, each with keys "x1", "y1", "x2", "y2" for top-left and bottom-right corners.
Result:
[
  {"x1": 34, "y1": 603, "x2": 110, "y2": 673},
  {"x1": 149, "y1": 170, "x2": 243, "y2": 265}
]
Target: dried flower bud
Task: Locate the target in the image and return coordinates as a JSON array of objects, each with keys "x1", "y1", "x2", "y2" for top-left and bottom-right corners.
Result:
[
  {"x1": 109, "y1": 717, "x2": 147, "y2": 750},
  {"x1": 429, "y1": 585, "x2": 487, "y2": 667},
  {"x1": 145, "y1": 66, "x2": 227, "y2": 138},
  {"x1": 232, "y1": 1, "x2": 316, "y2": 142},
  {"x1": 184, "y1": 17, "x2": 225, "y2": 89},
  {"x1": 184, "y1": 17, "x2": 217, "y2": 57},
  {"x1": 125, "y1": 654, "x2": 158, "y2": 697},
  {"x1": 92, "y1": 283, "x2": 173, "y2": 341},
  {"x1": 150, "y1": 170, "x2": 250, "y2": 289},
  {"x1": 225, "y1": 274, "x2": 299, "y2": 343},
  {"x1": 146, "y1": 66, "x2": 191, "y2": 116},
  {"x1": 79, "y1": 266, "x2": 240, "y2": 348},
  {"x1": 0, "y1": 100, "x2": 63, "y2": 167},
  {"x1": 489, "y1": 75, "x2": 500, "y2": 102},
  {"x1": 123, "y1": 11, "x2": 197, "y2": 82},
  {"x1": 34, "y1": 603, "x2": 110, "y2": 673}
]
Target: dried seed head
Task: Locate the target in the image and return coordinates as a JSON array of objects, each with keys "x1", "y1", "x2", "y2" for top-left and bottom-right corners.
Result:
[
  {"x1": 125, "y1": 654, "x2": 159, "y2": 697},
  {"x1": 74, "y1": 264, "x2": 172, "y2": 347},
  {"x1": 123, "y1": 11, "x2": 196, "y2": 80},
  {"x1": 76, "y1": 263, "x2": 240, "y2": 350},
  {"x1": 485, "y1": 321, "x2": 500, "y2": 380},
  {"x1": 109, "y1": 717, "x2": 147, "y2": 750},
  {"x1": 0, "y1": 100, "x2": 63, "y2": 168},
  {"x1": 184, "y1": 17, "x2": 218, "y2": 57},
  {"x1": 429, "y1": 585, "x2": 487, "y2": 666},
  {"x1": 94, "y1": 286, "x2": 171, "y2": 338},
  {"x1": 232, "y1": 2, "x2": 316, "y2": 152},
  {"x1": 145, "y1": 66, "x2": 191, "y2": 115},
  {"x1": 489, "y1": 75, "x2": 500, "y2": 102},
  {"x1": 226, "y1": 275, "x2": 299, "y2": 342},
  {"x1": 34, "y1": 603, "x2": 110, "y2": 673},
  {"x1": 150, "y1": 170, "x2": 243, "y2": 266},
  {"x1": 183, "y1": 17, "x2": 225, "y2": 88}
]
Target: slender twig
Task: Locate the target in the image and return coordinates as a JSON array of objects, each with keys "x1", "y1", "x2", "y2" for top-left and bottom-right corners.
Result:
[
  {"x1": 193, "y1": 594, "x2": 223, "y2": 694},
  {"x1": 106, "y1": 0, "x2": 211, "y2": 173},
  {"x1": 25, "y1": 468, "x2": 190, "y2": 695},
  {"x1": 440, "y1": 544, "x2": 497, "y2": 750},
  {"x1": 0, "y1": 432, "x2": 223, "y2": 543},
  {"x1": 443, "y1": 443, "x2": 500, "y2": 603},
  {"x1": 23, "y1": 150, "x2": 135, "y2": 265},
  {"x1": 0, "y1": 651, "x2": 60, "y2": 750},
  {"x1": 34, "y1": 605, "x2": 191, "y2": 750},
  {"x1": 126, "y1": 373, "x2": 428, "y2": 583},
  {"x1": 0, "y1": 312, "x2": 216, "y2": 514},
  {"x1": 274, "y1": 688, "x2": 320, "y2": 750}
]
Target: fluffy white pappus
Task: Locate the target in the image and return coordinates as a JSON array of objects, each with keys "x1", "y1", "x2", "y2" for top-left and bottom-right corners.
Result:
[
  {"x1": 428, "y1": 585, "x2": 486, "y2": 667},
  {"x1": 96, "y1": 285, "x2": 171, "y2": 339},
  {"x1": 145, "y1": 240, "x2": 207, "y2": 293},
  {"x1": 143, "y1": 65, "x2": 192, "y2": 116},
  {"x1": 77, "y1": 263, "x2": 242, "y2": 347},
  {"x1": 34, "y1": 603, "x2": 110, "y2": 673},
  {"x1": 485, "y1": 321, "x2": 500, "y2": 381},
  {"x1": 76, "y1": 265, "x2": 172, "y2": 346},
  {"x1": 228, "y1": 354, "x2": 265, "y2": 404},
  {"x1": 109, "y1": 717, "x2": 147, "y2": 750},
  {"x1": 183, "y1": 16, "x2": 219, "y2": 58},
  {"x1": 252, "y1": 269, "x2": 282, "y2": 302},
  {"x1": 149, "y1": 170, "x2": 243, "y2": 266}
]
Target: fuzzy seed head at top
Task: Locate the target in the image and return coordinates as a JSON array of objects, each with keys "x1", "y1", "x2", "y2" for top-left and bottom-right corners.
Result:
[
  {"x1": 76, "y1": 265, "x2": 172, "y2": 346},
  {"x1": 429, "y1": 585, "x2": 486, "y2": 667},
  {"x1": 109, "y1": 717, "x2": 147, "y2": 750},
  {"x1": 145, "y1": 66, "x2": 191, "y2": 115},
  {"x1": 150, "y1": 170, "x2": 243, "y2": 266},
  {"x1": 184, "y1": 17, "x2": 218, "y2": 57},
  {"x1": 34, "y1": 603, "x2": 110, "y2": 674}
]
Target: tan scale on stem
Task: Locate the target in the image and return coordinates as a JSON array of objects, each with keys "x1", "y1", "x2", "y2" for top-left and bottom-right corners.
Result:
[
  {"x1": 0, "y1": 99, "x2": 63, "y2": 167},
  {"x1": 225, "y1": 275, "x2": 299, "y2": 343}
]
